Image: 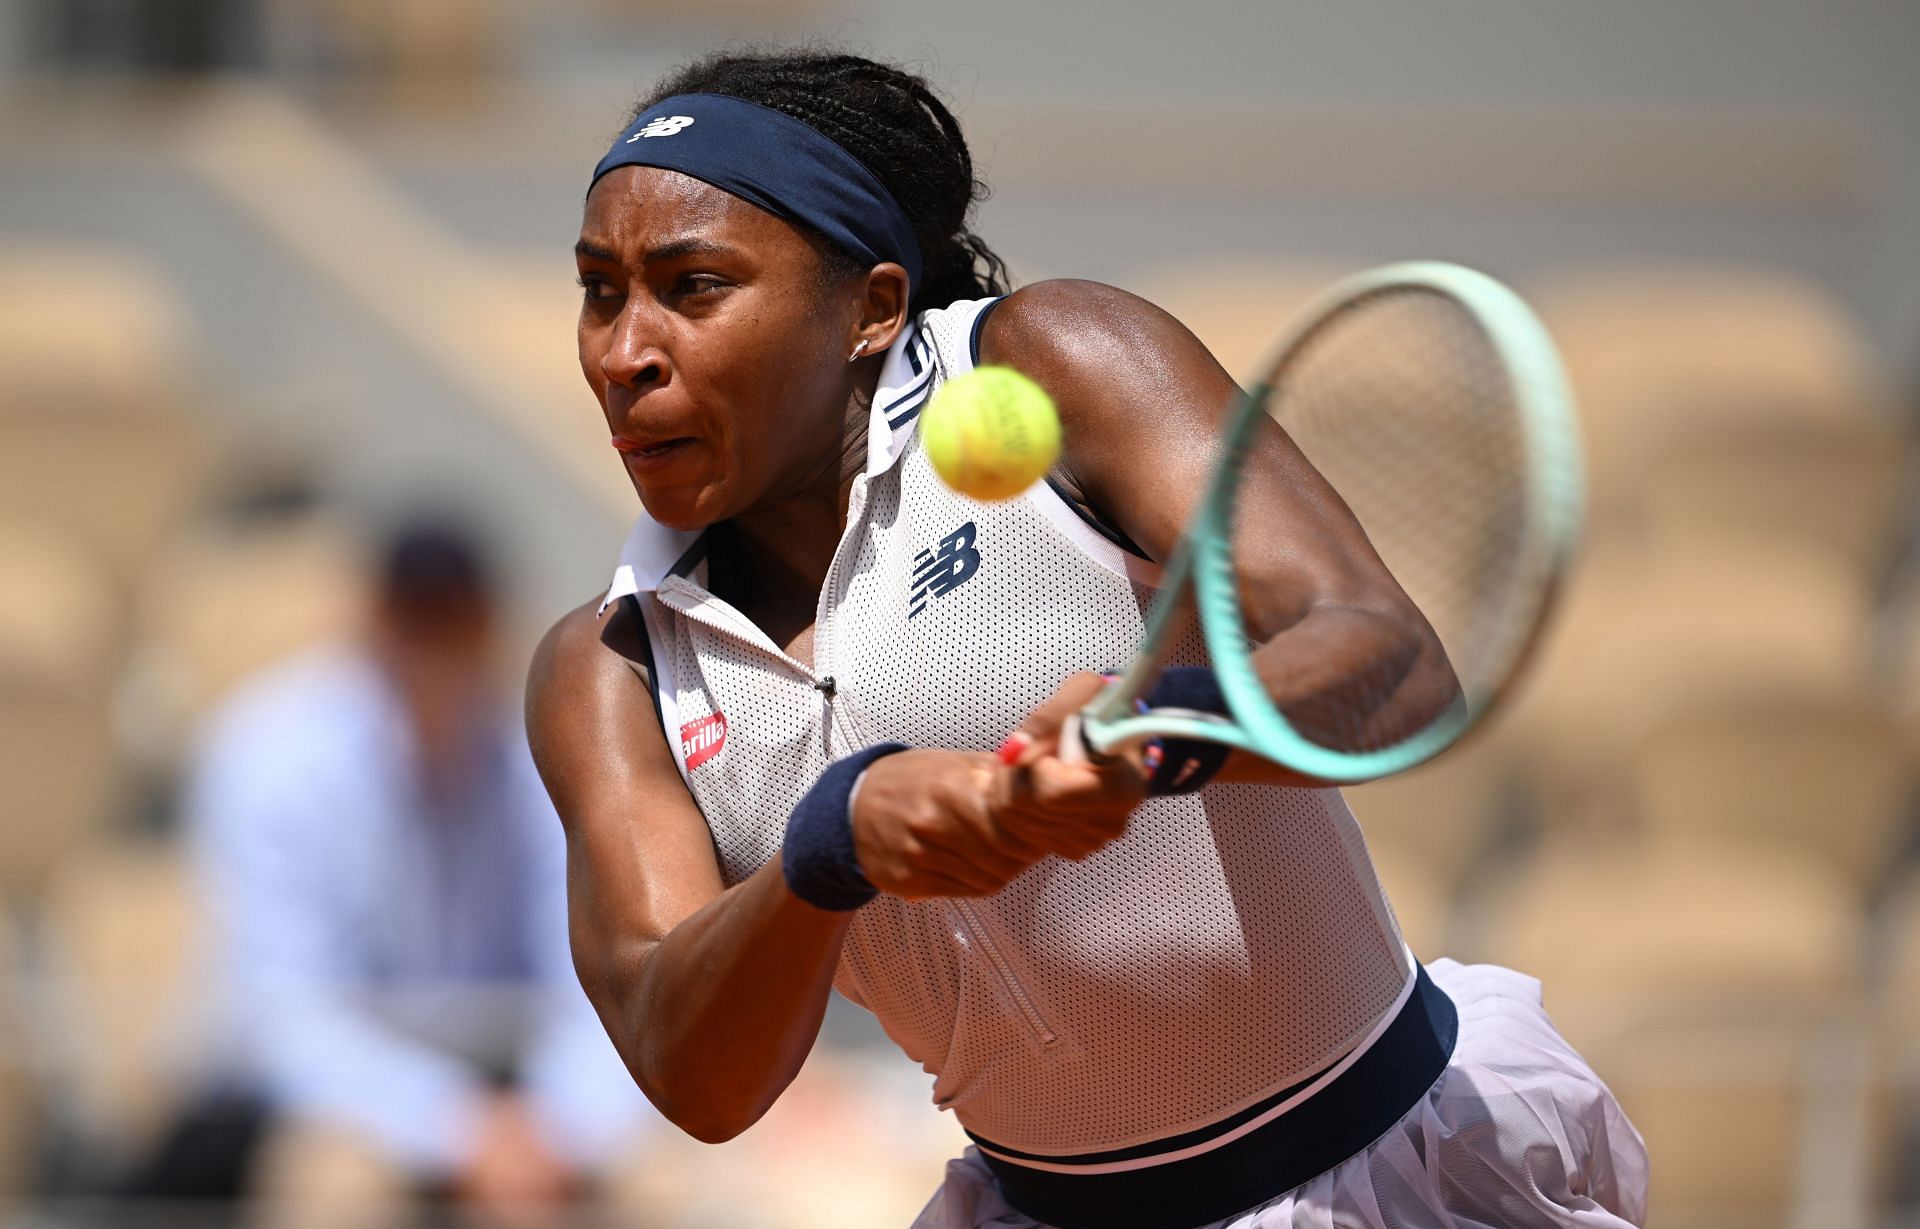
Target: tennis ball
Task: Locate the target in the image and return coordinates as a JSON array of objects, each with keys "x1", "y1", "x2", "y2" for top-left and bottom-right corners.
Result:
[{"x1": 920, "y1": 365, "x2": 1062, "y2": 501}]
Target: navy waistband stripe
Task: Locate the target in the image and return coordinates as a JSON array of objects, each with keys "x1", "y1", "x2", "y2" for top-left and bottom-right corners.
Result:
[
  {"x1": 965, "y1": 1037, "x2": 1361, "y2": 1169},
  {"x1": 973, "y1": 965, "x2": 1458, "y2": 1229}
]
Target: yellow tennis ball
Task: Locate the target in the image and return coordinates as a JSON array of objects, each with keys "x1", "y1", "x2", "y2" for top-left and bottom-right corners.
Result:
[{"x1": 920, "y1": 365, "x2": 1062, "y2": 501}]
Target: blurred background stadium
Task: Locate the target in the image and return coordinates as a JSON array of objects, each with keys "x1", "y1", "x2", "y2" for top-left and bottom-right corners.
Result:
[{"x1": 3, "y1": 0, "x2": 1919, "y2": 1225}]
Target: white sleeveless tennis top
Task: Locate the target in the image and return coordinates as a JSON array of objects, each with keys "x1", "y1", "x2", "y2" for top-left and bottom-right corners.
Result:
[{"x1": 601, "y1": 297, "x2": 1417, "y2": 1163}]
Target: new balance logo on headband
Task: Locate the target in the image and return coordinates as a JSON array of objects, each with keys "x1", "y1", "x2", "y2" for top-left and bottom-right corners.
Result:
[
  {"x1": 909, "y1": 522, "x2": 980, "y2": 618},
  {"x1": 592, "y1": 93, "x2": 924, "y2": 289},
  {"x1": 628, "y1": 115, "x2": 695, "y2": 141}
]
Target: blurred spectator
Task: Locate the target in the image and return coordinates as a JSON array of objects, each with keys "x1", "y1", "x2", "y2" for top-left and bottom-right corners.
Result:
[{"x1": 170, "y1": 515, "x2": 651, "y2": 1229}]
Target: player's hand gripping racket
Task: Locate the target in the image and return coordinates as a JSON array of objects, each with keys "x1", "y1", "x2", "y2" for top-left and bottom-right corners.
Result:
[{"x1": 1066, "y1": 261, "x2": 1582, "y2": 783}]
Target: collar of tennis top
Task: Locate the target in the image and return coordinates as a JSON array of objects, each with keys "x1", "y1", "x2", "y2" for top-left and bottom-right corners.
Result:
[{"x1": 599, "y1": 318, "x2": 938, "y2": 612}]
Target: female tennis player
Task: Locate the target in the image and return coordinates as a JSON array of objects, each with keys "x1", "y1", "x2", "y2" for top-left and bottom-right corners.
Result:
[{"x1": 527, "y1": 50, "x2": 1648, "y2": 1229}]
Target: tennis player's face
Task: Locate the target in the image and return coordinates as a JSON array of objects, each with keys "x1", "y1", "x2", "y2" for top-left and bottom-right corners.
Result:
[{"x1": 576, "y1": 167, "x2": 859, "y2": 528}]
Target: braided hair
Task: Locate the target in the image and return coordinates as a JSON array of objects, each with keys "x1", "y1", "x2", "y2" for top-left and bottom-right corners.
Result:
[{"x1": 634, "y1": 50, "x2": 1011, "y2": 313}]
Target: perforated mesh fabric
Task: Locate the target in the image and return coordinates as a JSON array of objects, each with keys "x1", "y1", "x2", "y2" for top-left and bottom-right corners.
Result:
[{"x1": 634, "y1": 299, "x2": 1411, "y2": 1157}]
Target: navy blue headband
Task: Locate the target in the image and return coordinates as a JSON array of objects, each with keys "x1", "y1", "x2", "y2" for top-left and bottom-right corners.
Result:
[{"x1": 591, "y1": 93, "x2": 923, "y2": 291}]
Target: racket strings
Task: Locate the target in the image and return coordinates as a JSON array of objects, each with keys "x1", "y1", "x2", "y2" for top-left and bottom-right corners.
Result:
[{"x1": 1260, "y1": 287, "x2": 1536, "y2": 750}]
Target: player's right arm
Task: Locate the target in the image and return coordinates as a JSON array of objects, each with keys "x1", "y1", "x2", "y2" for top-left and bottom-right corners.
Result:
[
  {"x1": 526, "y1": 597, "x2": 1051, "y2": 1141},
  {"x1": 527, "y1": 597, "x2": 851, "y2": 1142}
]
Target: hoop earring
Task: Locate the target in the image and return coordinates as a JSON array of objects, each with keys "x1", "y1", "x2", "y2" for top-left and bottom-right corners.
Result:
[{"x1": 848, "y1": 339, "x2": 871, "y2": 363}]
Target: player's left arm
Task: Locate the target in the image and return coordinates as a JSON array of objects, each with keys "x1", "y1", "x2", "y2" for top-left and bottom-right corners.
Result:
[{"x1": 981, "y1": 278, "x2": 1460, "y2": 787}]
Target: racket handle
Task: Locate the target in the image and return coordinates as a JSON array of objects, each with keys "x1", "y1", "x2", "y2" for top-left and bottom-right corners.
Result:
[
  {"x1": 1058, "y1": 714, "x2": 1092, "y2": 767},
  {"x1": 996, "y1": 716, "x2": 1103, "y2": 767}
]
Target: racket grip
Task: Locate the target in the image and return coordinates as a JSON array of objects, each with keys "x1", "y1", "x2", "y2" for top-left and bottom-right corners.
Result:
[{"x1": 1058, "y1": 714, "x2": 1091, "y2": 766}]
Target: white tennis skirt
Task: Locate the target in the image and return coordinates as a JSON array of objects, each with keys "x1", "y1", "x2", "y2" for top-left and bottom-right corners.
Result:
[{"x1": 913, "y1": 959, "x2": 1649, "y2": 1229}]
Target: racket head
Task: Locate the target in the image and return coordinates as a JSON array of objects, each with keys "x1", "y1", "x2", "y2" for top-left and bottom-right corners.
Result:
[{"x1": 1082, "y1": 261, "x2": 1583, "y2": 782}]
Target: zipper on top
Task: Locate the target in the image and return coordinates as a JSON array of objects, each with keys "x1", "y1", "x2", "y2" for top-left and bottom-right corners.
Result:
[
  {"x1": 810, "y1": 473, "x2": 872, "y2": 757},
  {"x1": 953, "y1": 900, "x2": 1058, "y2": 1048},
  {"x1": 654, "y1": 577, "x2": 832, "y2": 692}
]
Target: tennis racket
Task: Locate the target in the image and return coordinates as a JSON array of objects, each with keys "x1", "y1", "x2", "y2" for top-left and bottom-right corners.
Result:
[{"x1": 1068, "y1": 261, "x2": 1582, "y2": 783}]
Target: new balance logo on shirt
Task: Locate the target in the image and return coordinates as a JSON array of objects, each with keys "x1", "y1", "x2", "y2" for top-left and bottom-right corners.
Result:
[{"x1": 909, "y1": 522, "x2": 980, "y2": 618}]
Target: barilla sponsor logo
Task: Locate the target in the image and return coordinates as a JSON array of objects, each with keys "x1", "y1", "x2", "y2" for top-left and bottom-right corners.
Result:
[{"x1": 680, "y1": 713, "x2": 727, "y2": 770}]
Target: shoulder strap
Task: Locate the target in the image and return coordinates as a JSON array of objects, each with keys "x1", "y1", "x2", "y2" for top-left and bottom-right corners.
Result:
[{"x1": 617, "y1": 594, "x2": 666, "y2": 734}]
